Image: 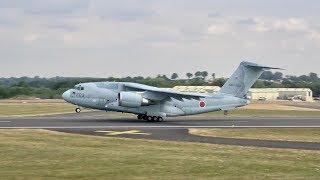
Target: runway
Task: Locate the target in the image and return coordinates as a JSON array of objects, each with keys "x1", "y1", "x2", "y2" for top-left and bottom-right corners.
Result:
[{"x1": 1, "y1": 112, "x2": 320, "y2": 150}]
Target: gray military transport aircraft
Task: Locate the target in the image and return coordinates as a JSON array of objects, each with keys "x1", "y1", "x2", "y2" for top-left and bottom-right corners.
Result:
[{"x1": 62, "y1": 61, "x2": 280, "y2": 122}]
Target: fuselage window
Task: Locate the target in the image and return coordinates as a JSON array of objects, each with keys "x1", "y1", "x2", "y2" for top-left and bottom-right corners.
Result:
[{"x1": 81, "y1": 87, "x2": 84, "y2": 90}]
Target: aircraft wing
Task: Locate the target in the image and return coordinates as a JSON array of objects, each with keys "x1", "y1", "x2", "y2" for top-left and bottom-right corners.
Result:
[{"x1": 123, "y1": 83, "x2": 211, "y2": 101}]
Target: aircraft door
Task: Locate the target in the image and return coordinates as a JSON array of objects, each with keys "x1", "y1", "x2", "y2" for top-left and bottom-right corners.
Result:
[{"x1": 98, "y1": 98, "x2": 107, "y2": 107}]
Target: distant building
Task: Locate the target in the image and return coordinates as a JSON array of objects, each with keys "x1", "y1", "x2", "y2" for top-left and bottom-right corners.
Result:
[
  {"x1": 247, "y1": 88, "x2": 313, "y2": 102},
  {"x1": 170, "y1": 86, "x2": 314, "y2": 102}
]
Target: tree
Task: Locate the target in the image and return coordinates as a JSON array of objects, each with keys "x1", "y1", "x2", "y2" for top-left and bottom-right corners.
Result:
[
  {"x1": 309, "y1": 72, "x2": 318, "y2": 82},
  {"x1": 299, "y1": 75, "x2": 311, "y2": 82},
  {"x1": 194, "y1": 71, "x2": 202, "y2": 78},
  {"x1": 201, "y1": 71, "x2": 208, "y2": 79},
  {"x1": 186, "y1": 73, "x2": 193, "y2": 79},
  {"x1": 16, "y1": 81, "x2": 29, "y2": 88},
  {"x1": 0, "y1": 87, "x2": 9, "y2": 98},
  {"x1": 211, "y1": 73, "x2": 216, "y2": 81},
  {"x1": 260, "y1": 71, "x2": 273, "y2": 80},
  {"x1": 171, "y1": 73, "x2": 178, "y2": 80},
  {"x1": 273, "y1": 72, "x2": 283, "y2": 81},
  {"x1": 252, "y1": 80, "x2": 266, "y2": 88},
  {"x1": 212, "y1": 78, "x2": 226, "y2": 87}
]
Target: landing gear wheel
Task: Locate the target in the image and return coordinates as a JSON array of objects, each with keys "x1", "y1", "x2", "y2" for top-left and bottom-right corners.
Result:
[
  {"x1": 157, "y1": 117, "x2": 163, "y2": 122},
  {"x1": 137, "y1": 114, "x2": 143, "y2": 120},
  {"x1": 224, "y1": 110, "x2": 228, "y2": 116},
  {"x1": 147, "y1": 116, "x2": 153, "y2": 122},
  {"x1": 152, "y1": 116, "x2": 158, "y2": 121},
  {"x1": 75, "y1": 108, "x2": 81, "y2": 113},
  {"x1": 142, "y1": 115, "x2": 148, "y2": 120}
]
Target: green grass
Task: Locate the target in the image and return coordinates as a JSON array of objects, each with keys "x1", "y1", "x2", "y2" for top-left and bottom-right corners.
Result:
[
  {"x1": 0, "y1": 129, "x2": 320, "y2": 179},
  {"x1": 198, "y1": 109, "x2": 320, "y2": 117},
  {"x1": 0, "y1": 104, "x2": 76, "y2": 116},
  {"x1": 190, "y1": 128, "x2": 320, "y2": 142}
]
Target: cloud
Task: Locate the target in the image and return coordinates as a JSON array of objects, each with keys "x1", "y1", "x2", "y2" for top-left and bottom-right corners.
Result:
[
  {"x1": 87, "y1": 0, "x2": 158, "y2": 22},
  {"x1": 254, "y1": 23, "x2": 269, "y2": 32},
  {"x1": 251, "y1": 18, "x2": 310, "y2": 33},
  {"x1": 207, "y1": 12, "x2": 221, "y2": 18},
  {"x1": 309, "y1": 31, "x2": 320, "y2": 40},
  {"x1": 250, "y1": 17, "x2": 320, "y2": 43},
  {"x1": 207, "y1": 25, "x2": 228, "y2": 34},
  {"x1": 23, "y1": 34, "x2": 39, "y2": 42},
  {"x1": 236, "y1": 18, "x2": 257, "y2": 25},
  {"x1": 272, "y1": 18, "x2": 307, "y2": 32},
  {"x1": 0, "y1": 0, "x2": 90, "y2": 15}
]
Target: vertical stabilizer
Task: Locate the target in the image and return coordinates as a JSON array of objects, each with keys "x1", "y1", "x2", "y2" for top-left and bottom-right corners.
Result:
[{"x1": 219, "y1": 61, "x2": 282, "y2": 98}]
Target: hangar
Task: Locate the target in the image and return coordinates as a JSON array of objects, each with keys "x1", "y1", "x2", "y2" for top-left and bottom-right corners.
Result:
[
  {"x1": 247, "y1": 88, "x2": 313, "y2": 102},
  {"x1": 171, "y1": 86, "x2": 314, "y2": 102}
]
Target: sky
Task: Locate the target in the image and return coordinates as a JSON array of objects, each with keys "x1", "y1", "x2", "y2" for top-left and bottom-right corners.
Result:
[{"x1": 0, "y1": 0, "x2": 320, "y2": 78}]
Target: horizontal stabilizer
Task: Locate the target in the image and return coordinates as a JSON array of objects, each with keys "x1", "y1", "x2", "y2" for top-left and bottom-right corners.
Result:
[{"x1": 241, "y1": 61, "x2": 284, "y2": 70}]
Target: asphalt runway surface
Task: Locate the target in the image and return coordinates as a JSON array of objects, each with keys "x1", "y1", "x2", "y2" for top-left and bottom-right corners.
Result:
[{"x1": 1, "y1": 112, "x2": 320, "y2": 150}]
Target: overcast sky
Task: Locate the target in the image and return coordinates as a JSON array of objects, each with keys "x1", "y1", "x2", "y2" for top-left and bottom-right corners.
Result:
[{"x1": 0, "y1": 0, "x2": 320, "y2": 78}]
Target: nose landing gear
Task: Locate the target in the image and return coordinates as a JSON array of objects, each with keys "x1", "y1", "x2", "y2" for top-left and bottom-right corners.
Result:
[
  {"x1": 137, "y1": 114, "x2": 143, "y2": 120},
  {"x1": 75, "y1": 107, "x2": 81, "y2": 113}
]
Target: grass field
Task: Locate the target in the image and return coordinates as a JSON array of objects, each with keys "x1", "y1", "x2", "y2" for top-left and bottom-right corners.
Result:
[
  {"x1": 197, "y1": 109, "x2": 320, "y2": 117},
  {"x1": 0, "y1": 103, "x2": 76, "y2": 116},
  {"x1": 190, "y1": 128, "x2": 320, "y2": 142},
  {"x1": 0, "y1": 129, "x2": 320, "y2": 179}
]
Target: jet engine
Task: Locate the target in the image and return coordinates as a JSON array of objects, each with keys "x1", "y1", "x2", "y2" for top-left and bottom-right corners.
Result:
[{"x1": 118, "y1": 92, "x2": 151, "y2": 108}]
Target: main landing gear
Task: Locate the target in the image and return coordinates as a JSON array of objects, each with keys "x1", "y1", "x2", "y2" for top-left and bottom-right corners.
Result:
[
  {"x1": 137, "y1": 114, "x2": 163, "y2": 122},
  {"x1": 75, "y1": 107, "x2": 81, "y2": 113}
]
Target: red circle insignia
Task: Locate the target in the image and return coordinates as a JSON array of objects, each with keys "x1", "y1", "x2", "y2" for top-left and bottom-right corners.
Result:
[{"x1": 199, "y1": 101, "x2": 206, "y2": 107}]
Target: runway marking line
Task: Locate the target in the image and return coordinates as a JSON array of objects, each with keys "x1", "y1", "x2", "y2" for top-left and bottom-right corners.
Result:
[
  {"x1": 0, "y1": 121, "x2": 10, "y2": 123},
  {"x1": 95, "y1": 130, "x2": 151, "y2": 136},
  {"x1": 2, "y1": 126, "x2": 320, "y2": 129}
]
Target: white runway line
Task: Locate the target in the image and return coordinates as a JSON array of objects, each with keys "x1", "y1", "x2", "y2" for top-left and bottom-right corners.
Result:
[
  {"x1": 0, "y1": 121, "x2": 11, "y2": 123},
  {"x1": 1, "y1": 126, "x2": 320, "y2": 129}
]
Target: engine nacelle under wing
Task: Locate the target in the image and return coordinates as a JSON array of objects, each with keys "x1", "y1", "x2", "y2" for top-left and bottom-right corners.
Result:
[{"x1": 118, "y1": 92, "x2": 151, "y2": 108}]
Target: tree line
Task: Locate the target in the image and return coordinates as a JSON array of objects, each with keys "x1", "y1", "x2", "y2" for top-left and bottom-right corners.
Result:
[
  {"x1": 171, "y1": 71, "x2": 214, "y2": 80},
  {"x1": 0, "y1": 71, "x2": 319, "y2": 99}
]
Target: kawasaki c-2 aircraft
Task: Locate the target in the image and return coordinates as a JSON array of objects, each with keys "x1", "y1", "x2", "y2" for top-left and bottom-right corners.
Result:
[{"x1": 62, "y1": 61, "x2": 280, "y2": 122}]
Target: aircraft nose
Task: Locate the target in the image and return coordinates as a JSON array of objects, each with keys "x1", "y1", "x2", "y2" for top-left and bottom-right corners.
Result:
[{"x1": 62, "y1": 90, "x2": 71, "y2": 102}]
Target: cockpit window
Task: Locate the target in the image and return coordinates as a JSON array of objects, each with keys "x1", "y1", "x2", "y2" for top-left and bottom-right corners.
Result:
[{"x1": 74, "y1": 85, "x2": 84, "y2": 91}]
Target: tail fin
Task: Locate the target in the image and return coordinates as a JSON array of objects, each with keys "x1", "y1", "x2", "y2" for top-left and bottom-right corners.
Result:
[{"x1": 219, "y1": 61, "x2": 282, "y2": 98}]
